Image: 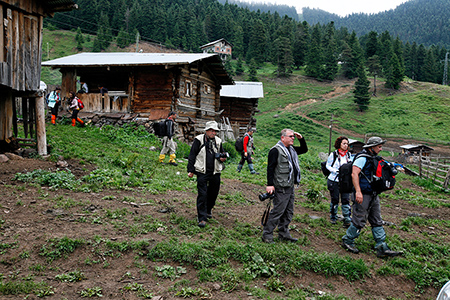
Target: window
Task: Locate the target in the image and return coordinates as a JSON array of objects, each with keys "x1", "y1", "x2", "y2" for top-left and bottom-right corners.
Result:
[
  {"x1": 204, "y1": 84, "x2": 211, "y2": 94},
  {"x1": 185, "y1": 81, "x2": 192, "y2": 97}
]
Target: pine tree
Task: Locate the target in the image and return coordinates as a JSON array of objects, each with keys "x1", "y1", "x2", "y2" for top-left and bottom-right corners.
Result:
[
  {"x1": 248, "y1": 58, "x2": 258, "y2": 81},
  {"x1": 246, "y1": 19, "x2": 266, "y2": 65},
  {"x1": 236, "y1": 57, "x2": 244, "y2": 75},
  {"x1": 116, "y1": 28, "x2": 130, "y2": 48},
  {"x1": 75, "y1": 27, "x2": 84, "y2": 51},
  {"x1": 292, "y1": 21, "x2": 308, "y2": 69},
  {"x1": 353, "y1": 64, "x2": 371, "y2": 112},
  {"x1": 305, "y1": 25, "x2": 322, "y2": 78},
  {"x1": 385, "y1": 53, "x2": 403, "y2": 89},
  {"x1": 367, "y1": 55, "x2": 382, "y2": 96},
  {"x1": 321, "y1": 22, "x2": 338, "y2": 80}
]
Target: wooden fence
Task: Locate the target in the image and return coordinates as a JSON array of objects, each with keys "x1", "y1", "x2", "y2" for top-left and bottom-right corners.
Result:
[{"x1": 417, "y1": 153, "x2": 450, "y2": 188}]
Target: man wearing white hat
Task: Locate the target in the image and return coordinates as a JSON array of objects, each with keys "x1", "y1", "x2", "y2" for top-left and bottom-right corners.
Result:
[{"x1": 187, "y1": 121, "x2": 227, "y2": 228}]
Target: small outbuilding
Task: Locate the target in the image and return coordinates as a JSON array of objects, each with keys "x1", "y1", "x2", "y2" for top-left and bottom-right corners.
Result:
[
  {"x1": 348, "y1": 138, "x2": 364, "y2": 154},
  {"x1": 42, "y1": 52, "x2": 234, "y2": 141},
  {"x1": 400, "y1": 144, "x2": 434, "y2": 156},
  {"x1": 220, "y1": 81, "x2": 263, "y2": 136}
]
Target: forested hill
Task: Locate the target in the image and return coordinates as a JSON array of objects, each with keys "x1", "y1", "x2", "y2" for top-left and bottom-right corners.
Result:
[
  {"x1": 302, "y1": 0, "x2": 450, "y2": 47},
  {"x1": 217, "y1": 0, "x2": 299, "y2": 21}
]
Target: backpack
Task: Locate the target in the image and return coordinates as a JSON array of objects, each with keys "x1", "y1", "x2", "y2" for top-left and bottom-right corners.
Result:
[
  {"x1": 45, "y1": 93, "x2": 50, "y2": 104},
  {"x1": 339, "y1": 153, "x2": 397, "y2": 194},
  {"x1": 153, "y1": 120, "x2": 168, "y2": 137},
  {"x1": 235, "y1": 136, "x2": 244, "y2": 152},
  {"x1": 77, "y1": 98, "x2": 84, "y2": 110},
  {"x1": 371, "y1": 157, "x2": 397, "y2": 193},
  {"x1": 321, "y1": 151, "x2": 337, "y2": 177}
]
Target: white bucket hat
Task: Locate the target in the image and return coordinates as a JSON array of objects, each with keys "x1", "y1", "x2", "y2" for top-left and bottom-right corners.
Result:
[{"x1": 205, "y1": 121, "x2": 220, "y2": 131}]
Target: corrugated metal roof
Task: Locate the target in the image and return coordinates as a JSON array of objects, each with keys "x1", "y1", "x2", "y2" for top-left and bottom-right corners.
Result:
[
  {"x1": 220, "y1": 81, "x2": 264, "y2": 98},
  {"x1": 42, "y1": 52, "x2": 220, "y2": 67},
  {"x1": 348, "y1": 138, "x2": 364, "y2": 145},
  {"x1": 400, "y1": 144, "x2": 434, "y2": 151}
]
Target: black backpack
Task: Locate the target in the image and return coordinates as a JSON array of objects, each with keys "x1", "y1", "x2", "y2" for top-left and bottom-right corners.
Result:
[
  {"x1": 339, "y1": 153, "x2": 397, "y2": 194},
  {"x1": 371, "y1": 157, "x2": 397, "y2": 193},
  {"x1": 321, "y1": 151, "x2": 337, "y2": 177},
  {"x1": 235, "y1": 136, "x2": 244, "y2": 152},
  {"x1": 153, "y1": 120, "x2": 168, "y2": 137}
]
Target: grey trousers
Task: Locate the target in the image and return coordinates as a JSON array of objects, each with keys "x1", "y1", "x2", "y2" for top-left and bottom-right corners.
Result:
[
  {"x1": 262, "y1": 186, "x2": 295, "y2": 239},
  {"x1": 351, "y1": 193, "x2": 383, "y2": 229},
  {"x1": 160, "y1": 136, "x2": 177, "y2": 155}
]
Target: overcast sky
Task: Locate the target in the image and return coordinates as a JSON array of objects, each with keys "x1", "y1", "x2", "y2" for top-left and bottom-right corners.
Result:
[{"x1": 252, "y1": 0, "x2": 409, "y2": 17}]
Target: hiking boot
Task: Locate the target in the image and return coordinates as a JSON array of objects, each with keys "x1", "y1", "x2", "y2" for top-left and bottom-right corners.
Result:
[
  {"x1": 376, "y1": 248, "x2": 403, "y2": 258},
  {"x1": 330, "y1": 219, "x2": 337, "y2": 225},
  {"x1": 198, "y1": 221, "x2": 206, "y2": 228},
  {"x1": 169, "y1": 162, "x2": 178, "y2": 166},
  {"x1": 206, "y1": 213, "x2": 213, "y2": 219},
  {"x1": 279, "y1": 236, "x2": 298, "y2": 243},
  {"x1": 341, "y1": 242, "x2": 359, "y2": 254},
  {"x1": 343, "y1": 222, "x2": 351, "y2": 228},
  {"x1": 261, "y1": 237, "x2": 274, "y2": 244}
]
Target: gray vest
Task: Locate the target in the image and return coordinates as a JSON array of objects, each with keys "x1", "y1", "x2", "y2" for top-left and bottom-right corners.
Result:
[{"x1": 273, "y1": 144, "x2": 296, "y2": 188}]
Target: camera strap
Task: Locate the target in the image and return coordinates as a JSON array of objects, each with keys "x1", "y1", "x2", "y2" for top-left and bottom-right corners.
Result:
[{"x1": 261, "y1": 199, "x2": 272, "y2": 227}]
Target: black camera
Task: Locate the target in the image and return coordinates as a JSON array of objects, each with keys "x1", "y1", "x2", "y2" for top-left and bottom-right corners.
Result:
[
  {"x1": 215, "y1": 152, "x2": 229, "y2": 160},
  {"x1": 388, "y1": 163, "x2": 398, "y2": 175},
  {"x1": 259, "y1": 192, "x2": 275, "y2": 201}
]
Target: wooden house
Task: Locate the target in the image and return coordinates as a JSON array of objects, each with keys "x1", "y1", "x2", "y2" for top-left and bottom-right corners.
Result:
[
  {"x1": 220, "y1": 81, "x2": 263, "y2": 136},
  {"x1": 0, "y1": 0, "x2": 76, "y2": 155},
  {"x1": 42, "y1": 52, "x2": 233, "y2": 141},
  {"x1": 200, "y1": 39, "x2": 233, "y2": 60}
]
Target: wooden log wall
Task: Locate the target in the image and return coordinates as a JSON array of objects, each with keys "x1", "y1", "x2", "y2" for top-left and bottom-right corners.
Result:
[
  {"x1": 220, "y1": 97, "x2": 258, "y2": 135},
  {"x1": 78, "y1": 93, "x2": 129, "y2": 113},
  {"x1": 0, "y1": 3, "x2": 42, "y2": 91},
  {"x1": 132, "y1": 67, "x2": 174, "y2": 114}
]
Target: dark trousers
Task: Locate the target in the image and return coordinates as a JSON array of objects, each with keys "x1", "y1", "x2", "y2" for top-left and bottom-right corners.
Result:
[
  {"x1": 262, "y1": 186, "x2": 294, "y2": 239},
  {"x1": 239, "y1": 152, "x2": 253, "y2": 165},
  {"x1": 71, "y1": 109, "x2": 80, "y2": 120},
  {"x1": 327, "y1": 179, "x2": 350, "y2": 206},
  {"x1": 50, "y1": 102, "x2": 60, "y2": 117},
  {"x1": 196, "y1": 173, "x2": 221, "y2": 222}
]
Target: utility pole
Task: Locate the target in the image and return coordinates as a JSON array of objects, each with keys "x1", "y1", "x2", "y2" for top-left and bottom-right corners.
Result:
[
  {"x1": 443, "y1": 52, "x2": 449, "y2": 86},
  {"x1": 135, "y1": 31, "x2": 140, "y2": 53},
  {"x1": 47, "y1": 42, "x2": 49, "y2": 59},
  {"x1": 328, "y1": 114, "x2": 334, "y2": 154}
]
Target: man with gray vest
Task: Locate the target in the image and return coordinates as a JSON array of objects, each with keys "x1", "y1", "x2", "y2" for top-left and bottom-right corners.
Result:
[
  {"x1": 187, "y1": 121, "x2": 227, "y2": 228},
  {"x1": 262, "y1": 128, "x2": 308, "y2": 243},
  {"x1": 341, "y1": 137, "x2": 403, "y2": 257}
]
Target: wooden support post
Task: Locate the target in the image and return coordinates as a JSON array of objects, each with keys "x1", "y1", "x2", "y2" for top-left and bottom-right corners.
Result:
[
  {"x1": 419, "y1": 149, "x2": 422, "y2": 177},
  {"x1": 35, "y1": 95, "x2": 47, "y2": 155},
  {"x1": 22, "y1": 98, "x2": 28, "y2": 138},
  {"x1": 0, "y1": 91, "x2": 13, "y2": 140}
]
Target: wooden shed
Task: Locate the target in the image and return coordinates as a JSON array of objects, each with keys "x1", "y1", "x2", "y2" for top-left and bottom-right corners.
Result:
[
  {"x1": 220, "y1": 81, "x2": 263, "y2": 136},
  {"x1": 0, "y1": 0, "x2": 76, "y2": 155},
  {"x1": 41, "y1": 52, "x2": 234, "y2": 141},
  {"x1": 348, "y1": 138, "x2": 364, "y2": 154},
  {"x1": 400, "y1": 144, "x2": 434, "y2": 155}
]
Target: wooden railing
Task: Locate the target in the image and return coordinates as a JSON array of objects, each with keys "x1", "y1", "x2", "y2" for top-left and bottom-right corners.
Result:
[{"x1": 417, "y1": 153, "x2": 450, "y2": 188}]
